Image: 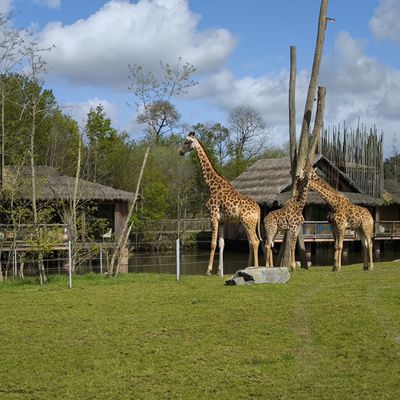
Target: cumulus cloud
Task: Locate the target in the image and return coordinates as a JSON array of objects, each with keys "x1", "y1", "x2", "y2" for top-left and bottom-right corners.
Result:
[
  {"x1": 36, "y1": 0, "x2": 235, "y2": 89},
  {"x1": 191, "y1": 29, "x2": 400, "y2": 152},
  {"x1": 0, "y1": 0, "x2": 12, "y2": 15},
  {"x1": 33, "y1": 0, "x2": 61, "y2": 9},
  {"x1": 189, "y1": 67, "x2": 309, "y2": 141},
  {"x1": 369, "y1": 0, "x2": 400, "y2": 42},
  {"x1": 320, "y1": 31, "x2": 400, "y2": 152}
]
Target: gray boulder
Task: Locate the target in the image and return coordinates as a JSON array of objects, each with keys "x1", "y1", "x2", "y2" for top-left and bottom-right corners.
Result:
[{"x1": 225, "y1": 266, "x2": 290, "y2": 285}]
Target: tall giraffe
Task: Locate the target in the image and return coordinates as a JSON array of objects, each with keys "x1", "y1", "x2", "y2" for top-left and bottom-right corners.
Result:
[
  {"x1": 263, "y1": 170, "x2": 311, "y2": 270},
  {"x1": 307, "y1": 167, "x2": 374, "y2": 271},
  {"x1": 178, "y1": 132, "x2": 261, "y2": 275}
]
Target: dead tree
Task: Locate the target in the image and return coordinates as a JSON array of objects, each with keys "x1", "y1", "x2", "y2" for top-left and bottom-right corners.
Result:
[{"x1": 278, "y1": 0, "x2": 329, "y2": 269}]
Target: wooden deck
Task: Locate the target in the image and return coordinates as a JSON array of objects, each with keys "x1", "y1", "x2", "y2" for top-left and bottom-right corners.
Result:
[{"x1": 1, "y1": 220, "x2": 399, "y2": 251}]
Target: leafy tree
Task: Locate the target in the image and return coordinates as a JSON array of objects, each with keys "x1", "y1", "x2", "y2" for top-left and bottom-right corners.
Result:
[{"x1": 192, "y1": 122, "x2": 230, "y2": 166}]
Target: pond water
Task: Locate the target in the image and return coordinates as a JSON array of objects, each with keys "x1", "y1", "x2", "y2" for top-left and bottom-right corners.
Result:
[{"x1": 128, "y1": 245, "x2": 400, "y2": 275}]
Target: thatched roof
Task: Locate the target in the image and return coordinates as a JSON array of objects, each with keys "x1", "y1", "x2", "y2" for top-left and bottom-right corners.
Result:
[
  {"x1": 232, "y1": 155, "x2": 383, "y2": 207},
  {"x1": 2, "y1": 166, "x2": 134, "y2": 202},
  {"x1": 382, "y1": 179, "x2": 400, "y2": 205}
]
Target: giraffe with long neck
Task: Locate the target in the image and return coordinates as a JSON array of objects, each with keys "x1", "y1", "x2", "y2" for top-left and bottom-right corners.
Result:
[
  {"x1": 179, "y1": 132, "x2": 261, "y2": 275},
  {"x1": 307, "y1": 167, "x2": 374, "y2": 271},
  {"x1": 263, "y1": 170, "x2": 311, "y2": 270}
]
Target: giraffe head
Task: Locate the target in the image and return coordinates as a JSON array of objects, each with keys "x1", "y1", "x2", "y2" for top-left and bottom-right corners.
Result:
[
  {"x1": 178, "y1": 131, "x2": 197, "y2": 156},
  {"x1": 302, "y1": 165, "x2": 318, "y2": 182}
]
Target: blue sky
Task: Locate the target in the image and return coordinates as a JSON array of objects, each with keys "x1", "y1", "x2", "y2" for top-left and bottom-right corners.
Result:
[{"x1": 3, "y1": 0, "x2": 400, "y2": 155}]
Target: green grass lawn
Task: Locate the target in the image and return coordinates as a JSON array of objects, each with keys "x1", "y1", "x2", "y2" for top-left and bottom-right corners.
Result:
[{"x1": 0, "y1": 263, "x2": 399, "y2": 400}]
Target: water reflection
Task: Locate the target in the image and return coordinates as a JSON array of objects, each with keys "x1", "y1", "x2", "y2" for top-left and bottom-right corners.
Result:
[{"x1": 128, "y1": 246, "x2": 400, "y2": 275}]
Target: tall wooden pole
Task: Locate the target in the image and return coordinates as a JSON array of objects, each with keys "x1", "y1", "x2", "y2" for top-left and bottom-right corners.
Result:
[
  {"x1": 289, "y1": 46, "x2": 297, "y2": 185},
  {"x1": 295, "y1": 0, "x2": 329, "y2": 177},
  {"x1": 278, "y1": 0, "x2": 329, "y2": 270}
]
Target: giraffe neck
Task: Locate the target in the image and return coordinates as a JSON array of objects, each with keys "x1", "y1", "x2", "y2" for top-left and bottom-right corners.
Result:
[
  {"x1": 194, "y1": 140, "x2": 230, "y2": 193},
  {"x1": 295, "y1": 178, "x2": 310, "y2": 211},
  {"x1": 310, "y1": 176, "x2": 348, "y2": 209}
]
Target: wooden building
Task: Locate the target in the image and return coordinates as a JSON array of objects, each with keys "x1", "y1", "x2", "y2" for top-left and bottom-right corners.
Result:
[{"x1": 0, "y1": 166, "x2": 136, "y2": 272}]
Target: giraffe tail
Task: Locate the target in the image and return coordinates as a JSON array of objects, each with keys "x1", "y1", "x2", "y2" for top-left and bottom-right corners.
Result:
[{"x1": 257, "y1": 213, "x2": 267, "y2": 259}]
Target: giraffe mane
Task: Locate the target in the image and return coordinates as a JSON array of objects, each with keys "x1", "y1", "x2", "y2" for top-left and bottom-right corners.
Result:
[{"x1": 196, "y1": 139, "x2": 235, "y2": 189}]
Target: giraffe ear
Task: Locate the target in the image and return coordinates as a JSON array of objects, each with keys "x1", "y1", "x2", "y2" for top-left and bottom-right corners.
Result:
[{"x1": 188, "y1": 131, "x2": 196, "y2": 137}]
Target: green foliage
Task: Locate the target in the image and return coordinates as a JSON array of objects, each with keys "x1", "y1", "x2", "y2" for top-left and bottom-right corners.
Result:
[
  {"x1": 0, "y1": 263, "x2": 399, "y2": 399},
  {"x1": 384, "y1": 153, "x2": 400, "y2": 182},
  {"x1": 84, "y1": 104, "x2": 131, "y2": 186},
  {"x1": 1, "y1": 74, "x2": 79, "y2": 169}
]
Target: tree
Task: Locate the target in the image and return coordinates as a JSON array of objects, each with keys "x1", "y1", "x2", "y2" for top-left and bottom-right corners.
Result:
[
  {"x1": 192, "y1": 122, "x2": 230, "y2": 166},
  {"x1": 20, "y1": 41, "x2": 53, "y2": 284},
  {"x1": 228, "y1": 105, "x2": 267, "y2": 161},
  {"x1": 110, "y1": 58, "x2": 197, "y2": 275},
  {"x1": 129, "y1": 58, "x2": 197, "y2": 143},
  {"x1": 84, "y1": 104, "x2": 118, "y2": 184},
  {"x1": 0, "y1": 16, "x2": 26, "y2": 188},
  {"x1": 277, "y1": 0, "x2": 329, "y2": 269},
  {"x1": 225, "y1": 105, "x2": 268, "y2": 177}
]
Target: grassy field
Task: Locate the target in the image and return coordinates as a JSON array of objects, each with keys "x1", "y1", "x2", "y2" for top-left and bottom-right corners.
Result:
[{"x1": 0, "y1": 263, "x2": 399, "y2": 400}]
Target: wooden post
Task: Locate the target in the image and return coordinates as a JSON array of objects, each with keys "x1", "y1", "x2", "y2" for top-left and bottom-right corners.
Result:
[{"x1": 296, "y1": 0, "x2": 329, "y2": 176}]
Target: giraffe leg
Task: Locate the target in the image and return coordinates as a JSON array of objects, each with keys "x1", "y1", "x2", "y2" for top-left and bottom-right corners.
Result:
[
  {"x1": 251, "y1": 232, "x2": 260, "y2": 268},
  {"x1": 248, "y1": 241, "x2": 254, "y2": 267},
  {"x1": 334, "y1": 233, "x2": 344, "y2": 272},
  {"x1": 265, "y1": 242, "x2": 272, "y2": 267},
  {"x1": 243, "y1": 223, "x2": 260, "y2": 268},
  {"x1": 264, "y1": 224, "x2": 277, "y2": 268},
  {"x1": 207, "y1": 218, "x2": 219, "y2": 275},
  {"x1": 217, "y1": 225, "x2": 225, "y2": 276},
  {"x1": 358, "y1": 230, "x2": 368, "y2": 271},
  {"x1": 289, "y1": 230, "x2": 298, "y2": 271},
  {"x1": 360, "y1": 227, "x2": 374, "y2": 271},
  {"x1": 331, "y1": 224, "x2": 339, "y2": 271},
  {"x1": 367, "y1": 235, "x2": 374, "y2": 271}
]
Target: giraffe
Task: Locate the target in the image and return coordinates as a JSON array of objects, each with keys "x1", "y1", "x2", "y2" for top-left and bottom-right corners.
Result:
[
  {"x1": 178, "y1": 132, "x2": 262, "y2": 276},
  {"x1": 263, "y1": 170, "x2": 311, "y2": 270},
  {"x1": 306, "y1": 167, "x2": 374, "y2": 272}
]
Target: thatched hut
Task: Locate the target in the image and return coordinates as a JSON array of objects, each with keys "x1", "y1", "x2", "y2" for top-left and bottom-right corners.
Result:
[{"x1": 2, "y1": 166, "x2": 135, "y2": 241}]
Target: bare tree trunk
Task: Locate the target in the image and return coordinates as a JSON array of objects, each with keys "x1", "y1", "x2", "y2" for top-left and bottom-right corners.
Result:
[
  {"x1": 110, "y1": 146, "x2": 150, "y2": 276},
  {"x1": 295, "y1": 0, "x2": 329, "y2": 177},
  {"x1": 71, "y1": 132, "x2": 82, "y2": 271},
  {"x1": 18, "y1": 253, "x2": 25, "y2": 279},
  {"x1": 278, "y1": 45, "x2": 298, "y2": 269},
  {"x1": 289, "y1": 45, "x2": 297, "y2": 182},
  {"x1": 307, "y1": 86, "x2": 327, "y2": 166},
  {"x1": 30, "y1": 103, "x2": 47, "y2": 284},
  {"x1": 30, "y1": 104, "x2": 37, "y2": 225},
  {"x1": 1, "y1": 78, "x2": 5, "y2": 190},
  {"x1": 279, "y1": 0, "x2": 329, "y2": 270}
]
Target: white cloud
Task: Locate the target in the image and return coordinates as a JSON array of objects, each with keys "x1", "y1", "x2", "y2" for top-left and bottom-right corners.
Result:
[
  {"x1": 369, "y1": 0, "x2": 400, "y2": 42},
  {"x1": 188, "y1": 29, "x2": 400, "y2": 153},
  {"x1": 37, "y1": 0, "x2": 235, "y2": 89},
  {"x1": 189, "y1": 67, "x2": 309, "y2": 141},
  {"x1": 320, "y1": 31, "x2": 400, "y2": 153},
  {"x1": 0, "y1": 0, "x2": 12, "y2": 15},
  {"x1": 33, "y1": 0, "x2": 61, "y2": 9},
  {"x1": 64, "y1": 98, "x2": 118, "y2": 127}
]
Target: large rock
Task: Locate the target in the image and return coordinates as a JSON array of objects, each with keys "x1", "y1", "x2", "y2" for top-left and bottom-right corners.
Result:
[{"x1": 225, "y1": 266, "x2": 290, "y2": 285}]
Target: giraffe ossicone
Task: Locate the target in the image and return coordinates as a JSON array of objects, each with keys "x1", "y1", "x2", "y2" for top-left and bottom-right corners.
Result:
[{"x1": 179, "y1": 132, "x2": 262, "y2": 276}]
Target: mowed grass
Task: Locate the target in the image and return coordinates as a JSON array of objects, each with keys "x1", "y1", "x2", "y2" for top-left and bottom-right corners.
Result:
[{"x1": 0, "y1": 263, "x2": 400, "y2": 400}]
